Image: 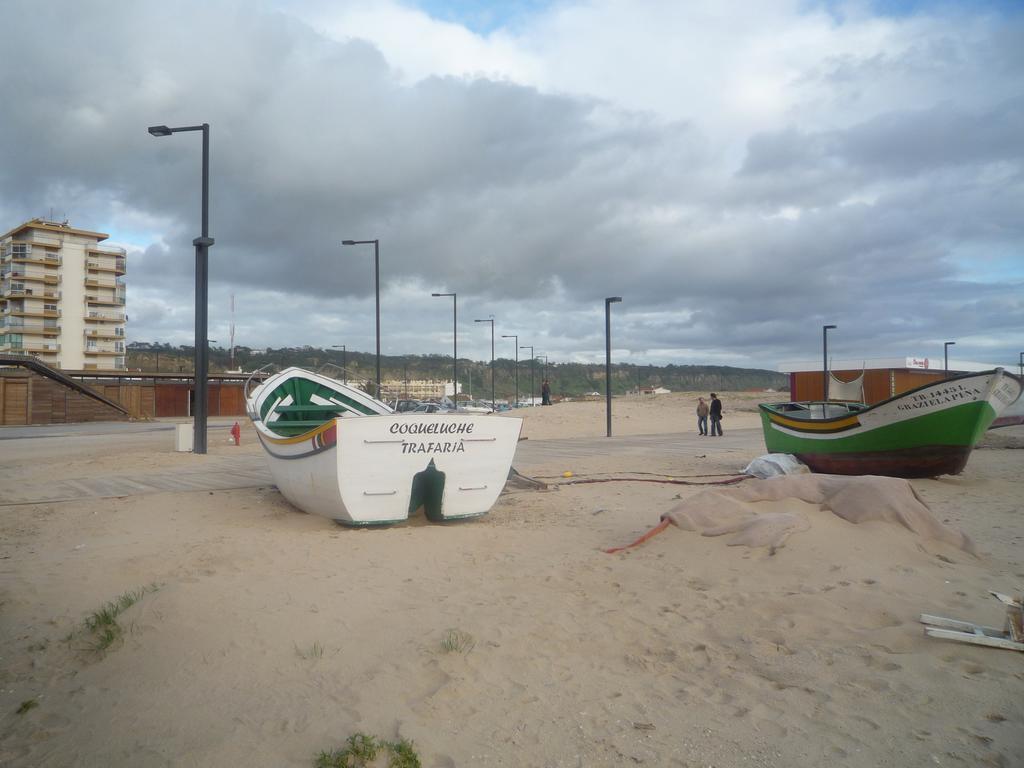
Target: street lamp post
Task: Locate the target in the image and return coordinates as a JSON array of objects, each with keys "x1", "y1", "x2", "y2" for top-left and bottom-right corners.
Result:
[
  {"x1": 475, "y1": 317, "x2": 495, "y2": 411},
  {"x1": 432, "y1": 292, "x2": 457, "y2": 410},
  {"x1": 605, "y1": 297, "x2": 622, "y2": 437},
  {"x1": 1019, "y1": 351, "x2": 1023, "y2": 379},
  {"x1": 342, "y1": 239, "x2": 381, "y2": 398},
  {"x1": 944, "y1": 341, "x2": 956, "y2": 375},
  {"x1": 519, "y1": 345, "x2": 534, "y2": 405},
  {"x1": 822, "y1": 324, "x2": 837, "y2": 403},
  {"x1": 501, "y1": 334, "x2": 518, "y2": 408},
  {"x1": 331, "y1": 344, "x2": 347, "y2": 384},
  {"x1": 148, "y1": 122, "x2": 214, "y2": 454}
]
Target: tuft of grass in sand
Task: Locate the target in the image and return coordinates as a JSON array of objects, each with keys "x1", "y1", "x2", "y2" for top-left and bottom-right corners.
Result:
[
  {"x1": 16, "y1": 699, "x2": 39, "y2": 715},
  {"x1": 66, "y1": 584, "x2": 160, "y2": 657},
  {"x1": 315, "y1": 732, "x2": 421, "y2": 768},
  {"x1": 440, "y1": 628, "x2": 475, "y2": 654},
  {"x1": 386, "y1": 739, "x2": 421, "y2": 768},
  {"x1": 296, "y1": 640, "x2": 325, "y2": 659}
]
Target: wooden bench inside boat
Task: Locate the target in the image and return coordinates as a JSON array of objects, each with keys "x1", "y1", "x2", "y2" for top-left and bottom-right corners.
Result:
[
  {"x1": 274, "y1": 405, "x2": 349, "y2": 413},
  {"x1": 266, "y1": 419, "x2": 335, "y2": 434}
]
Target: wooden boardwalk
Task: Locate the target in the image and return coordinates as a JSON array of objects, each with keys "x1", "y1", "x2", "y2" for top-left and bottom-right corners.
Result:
[
  {"x1": 0, "y1": 429, "x2": 760, "y2": 506},
  {"x1": 0, "y1": 455, "x2": 272, "y2": 506}
]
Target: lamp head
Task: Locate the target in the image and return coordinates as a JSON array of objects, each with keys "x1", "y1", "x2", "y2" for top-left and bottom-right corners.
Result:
[
  {"x1": 606, "y1": 296, "x2": 622, "y2": 304},
  {"x1": 342, "y1": 240, "x2": 356, "y2": 245},
  {"x1": 147, "y1": 125, "x2": 172, "y2": 137},
  {"x1": 824, "y1": 324, "x2": 837, "y2": 330}
]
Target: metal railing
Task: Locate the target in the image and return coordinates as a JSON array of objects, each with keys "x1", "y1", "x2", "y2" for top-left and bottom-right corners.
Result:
[
  {"x1": 2, "y1": 342, "x2": 61, "y2": 352},
  {"x1": 85, "y1": 294, "x2": 126, "y2": 305},
  {"x1": 87, "y1": 244, "x2": 126, "y2": 256},
  {"x1": 85, "y1": 276, "x2": 119, "y2": 288},
  {"x1": 86, "y1": 311, "x2": 126, "y2": 322},
  {"x1": 4, "y1": 269, "x2": 59, "y2": 283},
  {"x1": 86, "y1": 257, "x2": 127, "y2": 272},
  {"x1": 0, "y1": 319, "x2": 60, "y2": 331}
]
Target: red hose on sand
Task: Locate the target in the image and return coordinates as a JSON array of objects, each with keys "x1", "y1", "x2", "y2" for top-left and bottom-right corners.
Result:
[
  {"x1": 565, "y1": 475, "x2": 750, "y2": 487},
  {"x1": 603, "y1": 518, "x2": 672, "y2": 554}
]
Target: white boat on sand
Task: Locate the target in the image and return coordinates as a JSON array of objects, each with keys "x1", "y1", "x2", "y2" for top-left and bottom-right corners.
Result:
[{"x1": 246, "y1": 367, "x2": 522, "y2": 525}]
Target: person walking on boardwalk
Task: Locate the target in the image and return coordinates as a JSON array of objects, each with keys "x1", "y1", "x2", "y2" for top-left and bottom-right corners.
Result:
[
  {"x1": 541, "y1": 379, "x2": 552, "y2": 406},
  {"x1": 709, "y1": 393, "x2": 723, "y2": 436},
  {"x1": 696, "y1": 397, "x2": 709, "y2": 435}
]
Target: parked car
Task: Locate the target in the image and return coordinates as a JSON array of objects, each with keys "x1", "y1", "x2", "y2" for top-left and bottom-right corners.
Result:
[
  {"x1": 412, "y1": 402, "x2": 451, "y2": 414},
  {"x1": 393, "y1": 399, "x2": 421, "y2": 413}
]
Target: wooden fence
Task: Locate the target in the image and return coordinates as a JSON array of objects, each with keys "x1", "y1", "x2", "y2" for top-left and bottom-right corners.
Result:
[{"x1": 0, "y1": 369, "x2": 251, "y2": 425}]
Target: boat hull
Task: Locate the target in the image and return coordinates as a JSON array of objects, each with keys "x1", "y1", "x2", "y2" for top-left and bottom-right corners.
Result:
[
  {"x1": 760, "y1": 369, "x2": 1020, "y2": 478},
  {"x1": 990, "y1": 392, "x2": 1024, "y2": 429},
  {"x1": 779, "y1": 444, "x2": 975, "y2": 478},
  {"x1": 254, "y1": 413, "x2": 523, "y2": 525}
]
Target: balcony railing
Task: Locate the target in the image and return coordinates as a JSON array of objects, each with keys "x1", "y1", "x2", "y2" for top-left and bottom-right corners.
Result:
[
  {"x1": 3, "y1": 286, "x2": 60, "y2": 299},
  {"x1": 3, "y1": 270, "x2": 59, "y2": 284},
  {"x1": 87, "y1": 245, "x2": 126, "y2": 256},
  {"x1": 85, "y1": 276, "x2": 120, "y2": 288},
  {"x1": 5, "y1": 307, "x2": 60, "y2": 318},
  {"x1": 1, "y1": 341, "x2": 61, "y2": 353},
  {"x1": 86, "y1": 311, "x2": 126, "y2": 322},
  {"x1": 3, "y1": 245, "x2": 61, "y2": 266},
  {"x1": 84, "y1": 328, "x2": 122, "y2": 339},
  {"x1": 85, "y1": 344, "x2": 124, "y2": 355},
  {"x1": 1, "y1": 320, "x2": 61, "y2": 335},
  {"x1": 86, "y1": 257, "x2": 127, "y2": 274},
  {"x1": 85, "y1": 294, "x2": 126, "y2": 306},
  {"x1": 12, "y1": 254, "x2": 61, "y2": 266}
]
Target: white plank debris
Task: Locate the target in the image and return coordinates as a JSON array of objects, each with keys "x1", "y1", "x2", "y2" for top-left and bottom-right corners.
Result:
[{"x1": 920, "y1": 591, "x2": 1024, "y2": 653}]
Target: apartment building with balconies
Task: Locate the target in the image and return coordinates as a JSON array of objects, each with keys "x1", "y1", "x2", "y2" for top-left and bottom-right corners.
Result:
[{"x1": 0, "y1": 219, "x2": 126, "y2": 370}]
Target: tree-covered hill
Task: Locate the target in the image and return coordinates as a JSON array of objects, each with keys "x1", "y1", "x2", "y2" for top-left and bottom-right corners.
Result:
[{"x1": 126, "y1": 343, "x2": 788, "y2": 398}]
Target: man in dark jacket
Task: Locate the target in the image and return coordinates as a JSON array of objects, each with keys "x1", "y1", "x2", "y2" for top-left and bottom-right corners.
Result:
[{"x1": 709, "y1": 393, "x2": 723, "y2": 436}]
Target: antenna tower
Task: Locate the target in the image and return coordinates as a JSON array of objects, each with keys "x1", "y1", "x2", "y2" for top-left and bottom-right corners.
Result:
[{"x1": 229, "y1": 294, "x2": 236, "y2": 370}]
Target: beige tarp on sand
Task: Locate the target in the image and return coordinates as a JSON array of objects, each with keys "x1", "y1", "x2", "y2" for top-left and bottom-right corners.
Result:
[{"x1": 662, "y1": 474, "x2": 975, "y2": 554}]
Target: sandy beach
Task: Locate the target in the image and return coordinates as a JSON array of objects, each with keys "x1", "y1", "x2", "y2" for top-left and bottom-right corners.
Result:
[{"x1": 1, "y1": 392, "x2": 1022, "y2": 767}]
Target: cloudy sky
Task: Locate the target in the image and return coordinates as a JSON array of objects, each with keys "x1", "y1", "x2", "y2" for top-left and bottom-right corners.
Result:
[{"x1": 2, "y1": 0, "x2": 1021, "y2": 369}]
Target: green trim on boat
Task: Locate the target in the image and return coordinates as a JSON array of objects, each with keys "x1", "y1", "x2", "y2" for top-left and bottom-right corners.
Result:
[
  {"x1": 260, "y1": 375, "x2": 380, "y2": 436},
  {"x1": 761, "y1": 400, "x2": 997, "y2": 455}
]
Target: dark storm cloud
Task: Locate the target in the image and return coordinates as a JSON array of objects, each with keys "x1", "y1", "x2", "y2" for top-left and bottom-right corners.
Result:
[
  {"x1": 0, "y1": 0, "x2": 1021, "y2": 366},
  {"x1": 740, "y1": 98, "x2": 1024, "y2": 180}
]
